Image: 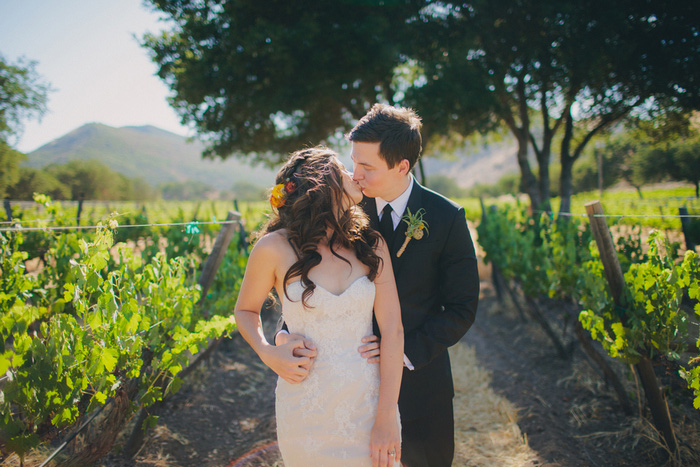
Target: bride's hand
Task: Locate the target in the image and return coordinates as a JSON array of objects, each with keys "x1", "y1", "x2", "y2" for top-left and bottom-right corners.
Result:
[
  {"x1": 359, "y1": 334, "x2": 381, "y2": 363},
  {"x1": 260, "y1": 336, "x2": 317, "y2": 384},
  {"x1": 370, "y1": 411, "x2": 401, "y2": 467},
  {"x1": 288, "y1": 334, "x2": 317, "y2": 373},
  {"x1": 278, "y1": 332, "x2": 317, "y2": 359}
]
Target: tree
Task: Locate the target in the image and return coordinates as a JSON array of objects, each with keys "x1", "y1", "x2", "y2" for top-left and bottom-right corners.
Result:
[
  {"x1": 403, "y1": 0, "x2": 700, "y2": 213},
  {"x1": 424, "y1": 174, "x2": 466, "y2": 199},
  {"x1": 159, "y1": 179, "x2": 214, "y2": 200},
  {"x1": 0, "y1": 55, "x2": 50, "y2": 196},
  {"x1": 404, "y1": 0, "x2": 567, "y2": 210},
  {"x1": 231, "y1": 180, "x2": 266, "y2": 202},
  {"x1": 0, "y1": 140, "x2": 25, "y2": 198},
  {"x1": 143, "y1": 0, "x2": 424, "y2": 165},
  {"x1": 6, "y1": 167, "x2": 70, "y2": 200},
  {"x1": 668, "y1": 138, "x2": 700, "y2": 198},
  {"x1": 556, "y1": 0, "x2": 700, "y2": 212},
  {"x1": 0, "y1": 55, "x2": 50, "y2": 145},
  {"x1": 46, "y1": 160, "x2": 142, "y2": 201}
]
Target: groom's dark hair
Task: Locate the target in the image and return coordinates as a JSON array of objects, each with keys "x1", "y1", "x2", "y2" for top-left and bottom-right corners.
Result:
[{"x1": 347, "y1": 103, "x2": 422, "y2": 170}]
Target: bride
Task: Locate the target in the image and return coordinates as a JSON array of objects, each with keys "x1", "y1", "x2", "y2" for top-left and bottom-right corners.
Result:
[{"x1": 233, "y1": 146, "x2": 404, "y2": 466}]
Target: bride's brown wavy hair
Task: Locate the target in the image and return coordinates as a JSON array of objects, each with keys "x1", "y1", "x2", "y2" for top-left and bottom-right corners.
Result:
[{"x1": 261, "y1": 146, "x2": 382, "y2": 307}]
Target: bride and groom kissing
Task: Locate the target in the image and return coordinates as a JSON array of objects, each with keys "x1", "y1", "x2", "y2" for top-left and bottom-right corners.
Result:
[{"x1": 233, "y1": 104, "x2": 479, "y2": 467}]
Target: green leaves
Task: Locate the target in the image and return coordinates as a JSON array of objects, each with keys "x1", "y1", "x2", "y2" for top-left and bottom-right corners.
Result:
[
  {"x1": 100, "y1": 348, "x2": 119, "y2": 373},
  {"x1": 480, "y1": 204, "x2": 700, "y2": 405},
  {"x1": 1, "y1": 196, "x2": 245, "y2": 459}
]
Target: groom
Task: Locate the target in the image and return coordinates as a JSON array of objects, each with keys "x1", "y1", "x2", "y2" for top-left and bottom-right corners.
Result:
[{"x1": 280, "y1": 104, "x2": 479, "y2": 466}]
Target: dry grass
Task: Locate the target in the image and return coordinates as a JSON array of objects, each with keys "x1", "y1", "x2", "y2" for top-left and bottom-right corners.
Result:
[
  {"x1": 0, "y1": 446, "x2": 54, "y2": 467},
  {"x1": 451, "y1": 344, "x2": 539, "y2": 466}
]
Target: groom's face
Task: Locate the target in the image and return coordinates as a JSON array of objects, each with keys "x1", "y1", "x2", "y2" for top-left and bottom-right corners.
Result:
[{"x1": 351, "y1": 142, "x2": 409, "y2": 202}]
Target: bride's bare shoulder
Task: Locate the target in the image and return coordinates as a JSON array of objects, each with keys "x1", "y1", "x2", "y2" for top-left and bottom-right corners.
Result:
[{"x1": 252, "y1": 229, "x2": 291, "y2": 254}]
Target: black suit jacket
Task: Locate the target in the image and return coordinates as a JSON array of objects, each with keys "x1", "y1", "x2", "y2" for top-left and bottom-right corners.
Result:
[{"x1": 363, "y1": 181, "x2": 479, "y2": 420}]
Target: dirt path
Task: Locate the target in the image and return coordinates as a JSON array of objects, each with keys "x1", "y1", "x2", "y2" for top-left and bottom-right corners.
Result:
[{"x1": 95, "y1": 283, "x2": 700, "y2": 467}]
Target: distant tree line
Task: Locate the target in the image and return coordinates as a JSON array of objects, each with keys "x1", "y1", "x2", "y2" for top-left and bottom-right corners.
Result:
[
  {"x1": 572, "y1": 125, "x2": 700, "y2": 199},
  {"x1": 465, "y1": 123, "x2": 700, "y2": 199},
  {"x1": 4, "y1": 158, "x2": 272, "y2": 202},
  {"x1": 6, "y1": 159, "x2": 156, "y2": 201}
]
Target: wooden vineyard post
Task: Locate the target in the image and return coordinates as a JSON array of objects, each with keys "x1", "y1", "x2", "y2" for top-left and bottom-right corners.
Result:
[
  {"x1": 585, "y1": 201, "x2": 678, "y2": 455},
  {"x1": 198, "y1": 210, "x2": 241, "y2": 311},
  {"x1": 3, "y1": 198, "x2": 12, "y2": 221},
  {"x1": 679, "y1": 207, "x2": 696, "y2": 251},
  {"x1": 76, "y1": 197, "x2": 84, "y2": 226}
]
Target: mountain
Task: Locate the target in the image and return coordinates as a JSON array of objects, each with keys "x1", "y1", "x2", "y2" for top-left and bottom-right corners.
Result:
[
  {"x1": 26, "y1": 123, "x2": 521, "y2": 193},
  {"x1": 26, "y1": 123, "x2": 277, "y2": 191}
]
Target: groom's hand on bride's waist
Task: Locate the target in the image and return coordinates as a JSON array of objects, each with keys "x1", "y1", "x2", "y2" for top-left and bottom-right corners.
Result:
[
  {"x1": 359, "y1": 335, "x2": 381, "y2": 363},
  {"x1": 359, "y1": 335, "x2": 414, "y2": 370}
]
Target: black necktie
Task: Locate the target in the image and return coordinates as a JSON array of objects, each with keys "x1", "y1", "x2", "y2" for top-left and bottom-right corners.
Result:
[{"x1": 379, "y1": 204, "x2": 394, "y2": 241}]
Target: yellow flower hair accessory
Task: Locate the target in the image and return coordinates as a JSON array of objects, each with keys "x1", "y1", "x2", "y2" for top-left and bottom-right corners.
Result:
[
  {"x1": 397, "y1": 208, "x2": 428, "y2": 257},
  {"x1": 270, "y1": 179, "x2": 297, "y2": 208}
]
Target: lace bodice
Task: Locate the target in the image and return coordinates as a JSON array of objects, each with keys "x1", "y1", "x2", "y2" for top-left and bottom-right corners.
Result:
[{"x1": 282, "y1": 276, "x2": 375, "y2": 358}]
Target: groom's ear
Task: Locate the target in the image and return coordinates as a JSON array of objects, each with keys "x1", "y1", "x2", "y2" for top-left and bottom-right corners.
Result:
[{"x1": 397, "y1": 159, "x2": 410, "y2": 175}]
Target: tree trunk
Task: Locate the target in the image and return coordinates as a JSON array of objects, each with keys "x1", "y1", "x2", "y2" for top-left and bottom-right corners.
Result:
[
  {"x1": 537, "y1": 152, "x2": 551, "y2": 212},
  {"x1": 417, "y1": 158, "x2": 426, "y2": 186},
  {"x1": 558, "y1": 110, "x2": 575, "y2": 214},
  {"x1": 515, "y1": 129, "x2": 541, "y2": 209},
  {"x1": 499, "y1": 79, "x2": 541, "y2": 210},
  {"x1": 559, "y1": 155, "x2": 575, "y2": 214},
  {"x1": 530, "y1": 91, "x2": 559, "y2": 214}
]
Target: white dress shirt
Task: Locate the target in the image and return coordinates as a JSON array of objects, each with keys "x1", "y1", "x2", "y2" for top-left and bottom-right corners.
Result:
[
  {"x1": 376, "y1": 175, "x2": 415, "y2": 370},
  {"x1": 375, "y1": 174, "x2": 414, "y2": 230}
]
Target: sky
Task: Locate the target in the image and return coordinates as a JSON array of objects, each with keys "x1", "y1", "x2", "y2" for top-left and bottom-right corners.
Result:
[{"x1": 0, "y1": 0, "x2": 190, "y2": 153}]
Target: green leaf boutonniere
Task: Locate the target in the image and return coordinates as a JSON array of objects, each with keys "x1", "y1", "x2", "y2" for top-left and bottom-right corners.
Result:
[{"x1": 397, "y1": 208, "x2": 429, "y2": 257}]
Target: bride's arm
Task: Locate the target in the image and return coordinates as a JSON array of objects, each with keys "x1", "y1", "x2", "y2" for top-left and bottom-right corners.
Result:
[
  {"x1": 233, "y1": 235, "x2": 315, "y2": 384},
  {"x1": 370, "y1": 238, "x2": 404, "y2": 465}
]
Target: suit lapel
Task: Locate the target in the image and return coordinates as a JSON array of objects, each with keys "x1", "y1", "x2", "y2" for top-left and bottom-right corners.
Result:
[
  {"x1": 361, "y1": 185, "x2": 424, "y2": 272},
  {"x1": 390, "y1": 182, "x2": 424, "y2": 272}
]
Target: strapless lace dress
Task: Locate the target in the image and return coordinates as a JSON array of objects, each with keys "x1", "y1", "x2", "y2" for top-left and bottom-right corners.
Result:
[{"x1": 275, "y1": 276, "x2": 400, "y2": 466}]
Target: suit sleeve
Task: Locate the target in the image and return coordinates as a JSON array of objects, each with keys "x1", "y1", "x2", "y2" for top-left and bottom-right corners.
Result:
[{"x1": 403, "y1": 207, "x2": 479, "y2": 370}]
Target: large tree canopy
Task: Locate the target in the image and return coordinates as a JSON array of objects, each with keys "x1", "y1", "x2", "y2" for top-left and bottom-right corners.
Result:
[
  {"x1": 403, "y1": 0, "x2": 700, "y2": 212},
  {"x1": 143, "y1": 0, "x2": 424, "y2": 164},
  {"x1": 144, "y1": 0, "x2": 699, "y2": 210}
]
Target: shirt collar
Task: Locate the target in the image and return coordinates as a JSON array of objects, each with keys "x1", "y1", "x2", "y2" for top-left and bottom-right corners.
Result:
[{"x1": 376, "y1": 174, "x2": 414, "y2": 220}]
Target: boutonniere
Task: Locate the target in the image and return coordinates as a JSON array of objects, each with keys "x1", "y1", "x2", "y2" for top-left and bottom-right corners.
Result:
[{"x1": 397, "y1": 208, "x2": 429, "y2": 257}]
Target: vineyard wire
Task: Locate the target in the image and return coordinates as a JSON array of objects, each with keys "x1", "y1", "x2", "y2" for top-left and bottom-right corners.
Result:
[
  {"x1": 0, "y1": 218, "x2": 58, "y2": 225},
  {"x1": 0, "y1": 219, "x2": 241, "y2": 233},
  {"x1": 531, "y1": 210, "x2": 700, "y2": 219}
]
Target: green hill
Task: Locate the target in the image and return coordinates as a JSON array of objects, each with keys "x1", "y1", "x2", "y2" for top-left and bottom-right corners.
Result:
[
  {"x1": 25, "y1": 123, "x2": 277, "y2": 191},
  {"x1": 25, "y1": 123, "x2": 522, "y2": 196}
]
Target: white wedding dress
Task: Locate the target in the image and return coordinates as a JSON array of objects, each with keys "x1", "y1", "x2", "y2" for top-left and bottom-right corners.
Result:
[{"x1": 275, "y1": 276, "x2": 400, "y2": 466}]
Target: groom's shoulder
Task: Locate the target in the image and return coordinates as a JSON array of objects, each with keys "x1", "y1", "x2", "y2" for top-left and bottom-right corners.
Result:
[{"x1": 417, "y1": 183, "x2": 463, "y2": 214}]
